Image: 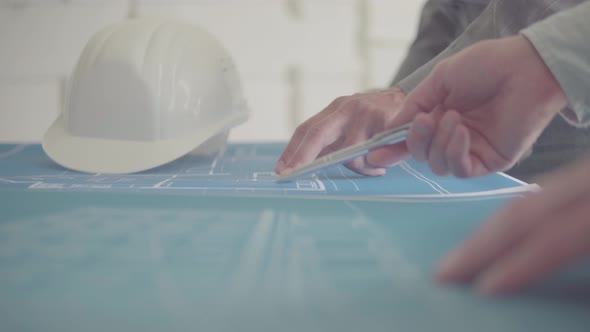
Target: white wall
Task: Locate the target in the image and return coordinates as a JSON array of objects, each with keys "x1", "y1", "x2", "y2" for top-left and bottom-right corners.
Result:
[{"x1": 0, "y1": 0, "x2": 426, "y2": 143}]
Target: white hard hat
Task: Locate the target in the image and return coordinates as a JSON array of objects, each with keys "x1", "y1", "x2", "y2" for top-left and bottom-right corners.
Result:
[{"x1": 42, "y1": 18, "x2": 249, "y2": 174}]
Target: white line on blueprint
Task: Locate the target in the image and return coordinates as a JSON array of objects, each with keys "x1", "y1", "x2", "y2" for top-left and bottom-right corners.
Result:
[
  {"x1": 142, "y1": 186, "x2": 323, "y2": 192},
  {"x1": 377, "y1": 184, "x2": 537, "y2": 200},
  {"x1": 4, "y1": 176, "x2": 328, "y2": 192},
  {"x1": 402, "y1": 162, "x2": 450, "y2": 194},
  {"x1": 399, "y1": 162, "x2": 450, "y2": 194},
  {"x1": 337, "y1": 167, "x2": 360, "y2": 191},
  {"x1": 209, "y1": 154, "x2": 220, "y2": 176},
  {"x1": 497, "y1": 172, "x2": 529, "y2": 185},
  {"x1": 0, "y1": 178, "x2": 34, "y2": 184},
  {"x1": 321, "y1": 171, "x2": 338, "y2": 191},
  {"x1": 252, "y1": 172, "x2": 279, "y2": 182},
  {"x1": 310, "y1": 174, "x2": 326, "y2": 191},
  {"x1": 153, "y1": 175, "x2": 178, "y2": 188}
]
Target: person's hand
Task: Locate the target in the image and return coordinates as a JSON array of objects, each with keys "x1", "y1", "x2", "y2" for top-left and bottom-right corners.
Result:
[
  {"x1": 275, "y1": 88, "x2": 408, "y2": 176},
  {"x1": 369, "y1": 35, "x2": 568, "y2": 178},
  {"x1": 436, "y1": 154, "x2": 590, "y2": 295}
]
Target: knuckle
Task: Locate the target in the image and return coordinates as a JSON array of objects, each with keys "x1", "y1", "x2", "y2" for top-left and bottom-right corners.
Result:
[
  {"x1": 330, "y1": 96, "x2": 350, "y2": 109},
  {"x1": 294, "y1": 125, "x2": 326, "y2": 145},
  {"x1": 342, "y1": 97, "x2": 363, "y2": 110},
  {"x1": 333, "y1": 96, "x2": 348, "y2": 104},
  {"x1": 306, "y1": 125, "x2": 325, "y2": 139},
  {"x1": 294, "y1": 121, "x2": 313, "y2": 135}
]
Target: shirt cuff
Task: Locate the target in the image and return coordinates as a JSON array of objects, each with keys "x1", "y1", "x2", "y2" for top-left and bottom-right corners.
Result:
[{"x1": 521, "y1": 4, "x2": 590, "y2": 127}]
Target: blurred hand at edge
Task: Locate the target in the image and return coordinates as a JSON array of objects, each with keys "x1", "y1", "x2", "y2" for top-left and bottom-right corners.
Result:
[{"x1": 437, "y1": 153, "x2": 590, "y2": 295}]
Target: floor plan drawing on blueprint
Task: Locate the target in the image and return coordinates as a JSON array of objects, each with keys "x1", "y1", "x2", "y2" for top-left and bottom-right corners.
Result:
[{"x1": 0, "y1": 143, "x2": 533, "y2": 198}]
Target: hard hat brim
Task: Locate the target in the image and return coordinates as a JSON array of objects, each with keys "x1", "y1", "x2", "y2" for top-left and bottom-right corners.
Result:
[{"x1": 42, "y1": 112, "x2": 248, "y2": 174}]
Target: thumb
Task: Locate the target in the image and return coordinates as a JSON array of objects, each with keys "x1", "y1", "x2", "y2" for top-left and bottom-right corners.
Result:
[
  {"x1": 367, "y1": 63, "x2": 450, "y2": 168},
  {"x1": 367, "y1": 142, "x2": 410, "y2": 168}
]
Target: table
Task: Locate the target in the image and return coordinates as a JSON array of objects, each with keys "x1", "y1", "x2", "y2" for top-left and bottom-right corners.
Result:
[{"x1": 1, "y1": 143, "x2": 588, "y2": 332}]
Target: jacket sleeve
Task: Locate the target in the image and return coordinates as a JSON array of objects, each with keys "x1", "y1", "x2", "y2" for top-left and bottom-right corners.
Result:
[
  {"x1": 391, "y1": 0, "x2": 485, "y2": 85},
  {"x1": 395, "y1": 0, "x2": 584, "y2": 94}
]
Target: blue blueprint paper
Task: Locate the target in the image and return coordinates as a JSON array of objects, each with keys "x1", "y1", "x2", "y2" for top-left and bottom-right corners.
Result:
[
  {"x1": 0, "y1": 144, "x2": 530, "y2": 198},
  {"x1": 0, "y1": 191, "x2": 588, "y2": 332}
]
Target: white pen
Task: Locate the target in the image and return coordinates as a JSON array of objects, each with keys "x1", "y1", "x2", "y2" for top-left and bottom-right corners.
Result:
[{"x1": 277, "y1": 123, "x2": 411, "y2": 182}]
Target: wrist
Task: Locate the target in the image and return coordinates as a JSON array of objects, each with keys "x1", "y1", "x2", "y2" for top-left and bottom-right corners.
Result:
[
  {"x1": 390, "y1": 86, "x2": 406, "y2": 96},
  {"x1": 515, "y1": 35, "x2": 568, "y2": 114},
  {"x1": 389, "y1": 86, "x2": 407, "y2": 103}
]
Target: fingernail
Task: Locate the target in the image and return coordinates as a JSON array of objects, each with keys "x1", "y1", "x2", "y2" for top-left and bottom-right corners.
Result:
[
  {"x1": 280, "y1": 167, "x2": 294, "y2": 176},
  {"x1": 275, "y1": 159, "x2": 285, "y2": 172},
  {"x1": 437, "y1": 250, "x2": 464, "y2": 281}
]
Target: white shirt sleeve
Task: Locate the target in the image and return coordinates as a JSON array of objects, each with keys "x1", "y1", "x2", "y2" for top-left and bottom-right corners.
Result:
[{"x1": 521, "y1": 2, "x2": 590, "y2": 127}]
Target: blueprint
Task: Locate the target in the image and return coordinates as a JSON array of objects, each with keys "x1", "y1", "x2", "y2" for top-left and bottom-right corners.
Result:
[
  {"x1": 0, "y1": 190, "x2": 589, "y2": 332},
  {"x1": 0, "y1": 144, "x2": 532, "y2": 198}
]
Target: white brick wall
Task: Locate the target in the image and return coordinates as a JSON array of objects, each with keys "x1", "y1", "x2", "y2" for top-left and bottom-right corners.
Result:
[
  {"x1": 0, "y1": 0, "x2": 426, "y2": 143},
  {"x1": 0, "y1": 78, "x2": 61, "y2": 142}
]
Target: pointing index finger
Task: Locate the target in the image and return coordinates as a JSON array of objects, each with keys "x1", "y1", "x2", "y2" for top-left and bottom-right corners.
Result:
[{"x1": 276, "y1": 107, "x2": 349, "y2": 174}]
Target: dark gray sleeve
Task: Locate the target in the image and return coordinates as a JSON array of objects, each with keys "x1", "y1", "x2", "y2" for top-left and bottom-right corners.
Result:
[
  {"x1": 395, "y1": 0, "x2": 585, "y2": 94},
  {"x1": 392, "y1": 0, "x2": 487, "y2": 87}
]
